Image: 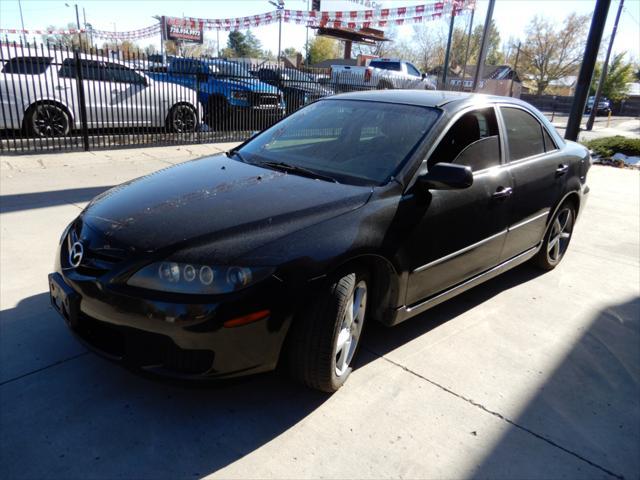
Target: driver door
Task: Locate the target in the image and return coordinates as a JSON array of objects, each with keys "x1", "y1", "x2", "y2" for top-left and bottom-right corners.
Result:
[{"x1": 404, "y1": 106, "x2": 513, "y2": 306}]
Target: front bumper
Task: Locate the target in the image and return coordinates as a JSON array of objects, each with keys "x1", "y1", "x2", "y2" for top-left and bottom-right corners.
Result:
[{"x1": 48, "y1": 266, "x2": 294, "y2": 380}]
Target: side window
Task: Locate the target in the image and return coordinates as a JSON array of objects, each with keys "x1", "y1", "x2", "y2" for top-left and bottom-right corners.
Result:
[
  {"x1": 406, "y1": 63, "x2": 421, "y2": 77},
  {"x1": 58, "y1": 59, "x2": 109, "y2": 81},
  {"x1": 2, "y1": 56, "x2": 52, "y2": 75},
  {"x1": 501, "y1": 107, "x2": 545, "y2": 161},
  {"x1": 107, "y1": 64, "x2": 145, "y2": 84},
  {"x1": 542, "y1": 127, "x2": 557, "y2": 152},
  {"x1": 429, "y1": 107, "x2": 501, "y2": 172}
]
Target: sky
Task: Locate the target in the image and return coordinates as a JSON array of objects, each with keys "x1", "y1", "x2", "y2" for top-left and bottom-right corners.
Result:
[{"x1": 1, "y1": 0, "x2": 639, "y2": 61}]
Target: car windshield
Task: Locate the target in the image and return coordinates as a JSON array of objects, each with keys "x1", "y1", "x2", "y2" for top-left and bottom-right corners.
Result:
[
  {"x1": 236, "y1": 99, "x2": 439, "y2": 185},
  {"x1": 209, "y1": 61, "x2": 252, "y2": 78}
]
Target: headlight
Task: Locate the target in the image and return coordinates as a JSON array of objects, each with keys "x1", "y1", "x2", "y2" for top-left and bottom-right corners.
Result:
[
  {"x1": 127, "y1": 261, "x2": 274, "y2": 294},
  {"x1": 231, "y1": 90, "x2": 248, "y2": 100}
]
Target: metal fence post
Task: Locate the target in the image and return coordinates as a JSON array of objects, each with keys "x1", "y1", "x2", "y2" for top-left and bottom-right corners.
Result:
[{"x1": 73, "y1": 49, "x2": 90, "y2": 151}]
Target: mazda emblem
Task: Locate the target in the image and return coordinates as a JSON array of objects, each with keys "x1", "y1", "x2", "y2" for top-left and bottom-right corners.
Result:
[{"x1": 69, "y1": 241, "x2": 84, "y2": 268}]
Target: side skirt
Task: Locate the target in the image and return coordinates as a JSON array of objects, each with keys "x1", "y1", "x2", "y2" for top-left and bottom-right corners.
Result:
[{"x1": 388, "y1": 245, "x2": 540, "y2": 326}]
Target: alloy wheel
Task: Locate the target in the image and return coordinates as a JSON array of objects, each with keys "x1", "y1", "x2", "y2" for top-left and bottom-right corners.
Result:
[
  {"x1": 335, "y1": 280, "x2": 367, "y2": 377},
  {"x1": 171, "y1": 105, "x2": 197, "y2": 133},
  {"x1": 32, "y1": 104, "x2": 68, "y2": 137},
  {"x1": 547, "y1": 207, "x2": 573, "y2": 263}
]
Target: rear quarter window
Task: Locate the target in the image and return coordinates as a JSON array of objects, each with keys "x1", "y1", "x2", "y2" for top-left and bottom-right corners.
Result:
[
  {"x1": 370, "y1": 61, "x2": 401, "y2": 71},
  {"x1": 2, "y1": 56, "x2": 52, "y2": 75},
  {"x1": 501, "y1": 107, "x2": 546, "y2": 161}
]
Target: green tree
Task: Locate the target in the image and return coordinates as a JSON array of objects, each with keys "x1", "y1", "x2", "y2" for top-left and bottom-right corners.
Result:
[
  {"x1": 589, "y1": 53, "x2": 635, "y2": 102},
  {"x1": 224, "y1": 30, "x2": 262, "y2": 58},
  {"x1": 307, "y1": 36, "x2": 341, "y2": 65},
  {"x1": 452, "y1": 20, "x2": 503, "y2": 68},
  {"x1": 518, "y1": 13, "x2": 589, "y2": 95},
  {"x1": 282, "y1": 47, "x2": 300, "y2": 57}
]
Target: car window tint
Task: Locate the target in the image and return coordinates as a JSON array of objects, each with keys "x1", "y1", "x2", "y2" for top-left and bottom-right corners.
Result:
[
  {"x1": 429, "y1": 107, "x2": 500, "y2": 171},
  {"x1": 239, "y1": 100, "x2": 439, "y2": 185},
  {"x1": 542, "y1": 127, "x2": 557, "y2": 152},
  {"x1": 406, "y1": 63, "x2": 421, "y2": 77},
  {"x1": 2, "y1": 56, "x2": 52, "y2": 75},
  {"x1": 501, "y1": 107, "x2": 545, "y2": 161},
  {"x1": 58, "y1": 59, "x2": 110, "y2": 81},
  {"x1": 369, "y1": 61, "x2": 401, "y2": 71},
  {"x1": 107, "y1": 64, "x2": 144, "y2": 84}
]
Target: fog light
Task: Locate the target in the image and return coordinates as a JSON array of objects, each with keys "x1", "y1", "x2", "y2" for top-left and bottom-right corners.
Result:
[{"x1": 223, "y1": 309, "x2": 270, "y2": 328}]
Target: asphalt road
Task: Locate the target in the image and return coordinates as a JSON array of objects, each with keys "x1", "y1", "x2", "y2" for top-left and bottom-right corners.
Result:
[{"x1": 1, "y1": 145, "x2": 639, "y2": 479}]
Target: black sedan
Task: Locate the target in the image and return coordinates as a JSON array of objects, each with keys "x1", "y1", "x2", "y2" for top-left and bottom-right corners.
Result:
[
  {"x1": 256, "y1": 67, "x2": 333, "y2": 114},
  {"x1": 49, "y1": 90, "x2": 591, "y2": 392}
]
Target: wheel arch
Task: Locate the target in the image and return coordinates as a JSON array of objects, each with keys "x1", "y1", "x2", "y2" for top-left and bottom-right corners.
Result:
[
  {"x1": 331, "y1": 253, "x2": 401, "y2": 326},
  {"x1": 23, "y1": 99, "x2": 75, "y2": 131},
  {"x1": 544, "y1": 190, "x2": 581, "y2": 238}
]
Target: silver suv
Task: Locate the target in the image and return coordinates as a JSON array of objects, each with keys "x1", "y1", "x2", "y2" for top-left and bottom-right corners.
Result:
[{"x1": 0, "y1": 48, "x2": 203, "y2": 137}]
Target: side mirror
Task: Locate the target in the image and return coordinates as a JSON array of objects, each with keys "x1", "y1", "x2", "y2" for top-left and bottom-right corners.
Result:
[
  {"x1": 196, "y1": 73, "x2": 208, "y2": 82},
  {"x1": 418, "y1": 163, "x2": 473, "y2": 190},
  {"x1": 421, "y1": 73, "x2": 427, "y2": 80}
]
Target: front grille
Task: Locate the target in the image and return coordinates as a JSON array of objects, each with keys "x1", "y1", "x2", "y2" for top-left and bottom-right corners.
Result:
[
  {"x1": 77, "y1": 315, "x2": 215, "y2": 374},
  {"x1": 63, "y1": 226, "x2": 128, "y2": 277},
  {"x1": 249, "y1": 92, "x2": 280, "y2": 107}
]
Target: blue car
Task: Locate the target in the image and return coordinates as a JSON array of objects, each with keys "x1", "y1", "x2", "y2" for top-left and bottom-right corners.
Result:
[{"x1": 150, "y1": 58, "x2": 285, "y2": 129}]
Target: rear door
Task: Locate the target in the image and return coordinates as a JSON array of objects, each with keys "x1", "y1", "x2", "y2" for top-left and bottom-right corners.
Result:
[
  {"x1": 498, "y1": 105, "x2": 565, "y2": 261},
  {"x1": 404, "y1": 106, "x2": 513, "y2": 306}
]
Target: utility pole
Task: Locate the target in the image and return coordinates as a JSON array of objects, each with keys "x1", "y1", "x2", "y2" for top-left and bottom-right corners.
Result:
[
  {"x1": 586, "y1": 0, "x2": 624, "y2": 131},
  {"x1": 509, "y1": 41, "x2": 521, "y2": 97},
  {"x1": 460, "y1": 6, "x2": 475, "y2": 91},
  {"x1": 17, "y1": 0, "x2": 28, "y2": 45},
  {"x1": 472, "y1": 0, "x2": 495, "y2": 91},
  {"x1": 269, "y1": 0, "x2": 284, "y2": 65},
  {"x1": 442, "y1": 8, "x2": 457, "y2": 90},
  {"x1": 565, "y1": 0, "x2": 611, "y2": 141}
]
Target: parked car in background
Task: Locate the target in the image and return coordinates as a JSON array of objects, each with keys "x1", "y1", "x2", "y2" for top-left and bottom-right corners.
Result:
[
  {"x1": 50, "y1": 91, "x2": 590, "y2": 392},
  {"x1": 149, "y1": 58, "x2": 285, "y2": 129},
  {"x1": 330, "y1": 58, "x2": 436, "y2": 92},
  {"x1": 256, "y1": 67, "x2": 333, "y2": 114},
  {"x1": 585, "y1": 96, "x2": 612, "y2": 115},
  {"x1": 0, "y1": 48, "x2": 202, "y2": 138}
]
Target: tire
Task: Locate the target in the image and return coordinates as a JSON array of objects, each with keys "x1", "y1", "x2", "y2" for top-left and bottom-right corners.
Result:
[
  {"x1": 377, "y1": 80, "x2": 394, "y2": 90},
  {"x1": 25, "y1": 103, "x2": 70, "y2": 138},
  {"x1": 287, "y1": 269, "x2": 369, "y2": 392},
  {"x1": 168, "y1": 103, "x2": 197, "y2": 133},
  {"x1": 533, "y1": 203, "x2": 576, "y2": 271}
]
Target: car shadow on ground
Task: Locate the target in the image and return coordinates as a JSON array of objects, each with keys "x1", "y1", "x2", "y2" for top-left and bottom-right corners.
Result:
[
  {"x1": 0, "y1": 186, "x2": 113, "y2": 213},
  {"x1": 469, "y1": 296, "x2": 640, "y2": 479},
  {"x1": 4, "y1": 264, "x2": 635, "y2": 479}
]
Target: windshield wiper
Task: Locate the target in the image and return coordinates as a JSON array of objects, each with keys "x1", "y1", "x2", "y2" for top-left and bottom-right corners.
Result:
[
  {"x1": 226, "y1": 149, "x2": 247, "y2": 163},
  {"x1": 256, "y1": 161, "x2": 339, "y2": 183}
]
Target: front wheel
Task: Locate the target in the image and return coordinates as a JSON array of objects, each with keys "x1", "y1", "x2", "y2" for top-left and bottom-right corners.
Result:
[
  {"x1": 26, "y1": 103, "x2": 70, "y2": 138},
  {"x1": 533, "y1": 204, "x2": 575, "y2": 270},
  {"x1": 287, "y1": 270, "x2": 369, "y2": 392},
  {"x1": 168, "y1": 104, "x2": 197, "y2": 133}
]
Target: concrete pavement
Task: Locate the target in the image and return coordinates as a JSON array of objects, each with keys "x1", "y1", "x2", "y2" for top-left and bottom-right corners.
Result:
[{"x1": 1, "y1": 144, "x2": 639, "y2": 479}]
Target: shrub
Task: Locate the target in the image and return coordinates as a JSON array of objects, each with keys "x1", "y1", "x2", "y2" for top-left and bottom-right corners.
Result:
[{"x1": 582, "y1": 136, "x2": 640, "y2": 158}]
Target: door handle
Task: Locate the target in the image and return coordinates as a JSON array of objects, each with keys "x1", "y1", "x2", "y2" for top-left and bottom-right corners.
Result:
[
  {"x1": 556, "y1": 164, "x2": 569, "y2": 176},
  {"x1": 54, "y1": 85, "x2": 70, "y2": 90},
  {"x1": 492, "y1": 186, "x2": 513, "y2": 199}
]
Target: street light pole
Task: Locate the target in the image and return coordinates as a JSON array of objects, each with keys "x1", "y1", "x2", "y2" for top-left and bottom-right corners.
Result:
[
  {"x1": 17, "y1": 0, "x2": 28, "y2": 45},
  {"x1": 472, "y1": 0, "x2": 496, "y2": 91},
  {"x1": 269, "y1": 0, "x2": 284, "y2": 65},
  {"x1": 586, "y1": 0, "x2": 624, "y2": 131}
]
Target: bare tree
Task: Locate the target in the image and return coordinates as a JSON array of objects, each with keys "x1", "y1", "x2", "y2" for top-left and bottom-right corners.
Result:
[
  {"x1": 412, "y1": 24, "x2": 446, "y2": 71},
  {"x1": 518, "y1": 13, "x2": 590, "y2": 95}
]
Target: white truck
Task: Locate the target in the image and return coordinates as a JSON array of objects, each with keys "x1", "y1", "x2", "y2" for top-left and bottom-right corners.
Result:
[{"x1": 329, "y1": 58, "x2": 436, "y2": 91}]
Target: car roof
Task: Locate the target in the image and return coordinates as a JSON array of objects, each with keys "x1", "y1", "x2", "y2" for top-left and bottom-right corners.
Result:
[{"x1": 327, "y1": 89, "x2": 530, "y2": 110}]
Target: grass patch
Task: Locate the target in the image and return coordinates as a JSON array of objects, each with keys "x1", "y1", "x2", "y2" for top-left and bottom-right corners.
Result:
[{"x1": 582, "y1": 136, "x2": 640, "y2": 158}]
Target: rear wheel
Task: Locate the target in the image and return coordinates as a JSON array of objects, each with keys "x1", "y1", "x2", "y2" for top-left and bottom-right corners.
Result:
[
  {"x1": 533, "y1": 204, "x2": 575, "y2": 270},
  {"x1": 168, "y1": 103, "x2": 197, "y2": 133},
  {"x1": 287, "y1": 270, "x2": 369, "y2": 392},
  {"x1": 26, "y1": 103, "x2": 70, "y2": 138}
]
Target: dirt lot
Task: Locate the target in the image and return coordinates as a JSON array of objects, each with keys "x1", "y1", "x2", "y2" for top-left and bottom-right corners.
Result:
[{"x1": 1, "y1": 145, "x2": 639, "y2": 479}]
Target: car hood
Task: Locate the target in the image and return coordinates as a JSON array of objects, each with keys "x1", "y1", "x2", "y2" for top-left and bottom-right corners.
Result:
[
  {"x1": 80, "y1": 155, "x2": 372, "y2": 258},
  {"x1": 282, "y1": 81, "x2": 331, "y2": 95}
]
